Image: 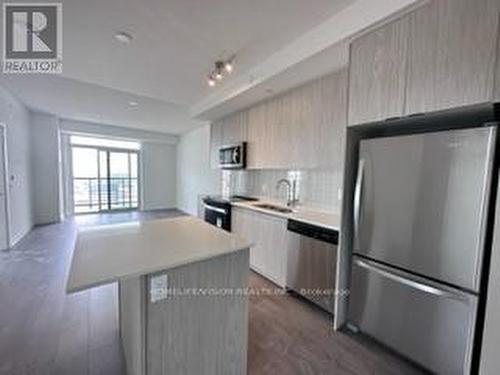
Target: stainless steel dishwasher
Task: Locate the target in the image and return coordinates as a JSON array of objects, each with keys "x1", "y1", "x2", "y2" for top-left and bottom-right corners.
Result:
[{"x1": 286, "y1": 219, "x2": 338, "y2": 313}]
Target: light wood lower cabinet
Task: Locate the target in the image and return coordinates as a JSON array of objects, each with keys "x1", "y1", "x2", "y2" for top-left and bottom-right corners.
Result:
[
  {"x1": 232, "y1": 207, "x2": 289, "y2": 287},
  {"x1": 119, "y1": 250, "x2": 249, "y2": 375}
]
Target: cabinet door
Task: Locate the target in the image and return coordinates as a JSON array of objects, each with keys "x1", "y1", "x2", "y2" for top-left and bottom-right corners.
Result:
[
  {"x1": 315, "y1": 69, "x2": 348, "y2": 169},
  {"x1": 232, "y1": 208, "x2": 266, "y2": 272},
  {"x1": 496, "y1": 24, "x2": 500, "y2": 101},
  {"x1": 247, "y1": 103, "x2": 269, "y2": 169},
  {"x1": 289, "y1": 83, "x2": 316, "y2": 169},
  {"x1": 244, "y1": 68, "x2": 348, "y2": 169},
  {"x1": 406, "y1": 0, "x2": 500, "y2": 114},
  {"x1": 259, "y1": 212, "x2": 288, "y2": 287},
  {"x1": 222, "y1": 111, "x2": 248, "y2": 145},
  {"x1": 265, "y1": 96, "x2": 286, "y2": 168},
  {"x1": 348, "y1": 17, "x2": 409, "y2": 125},
  {"x1": 232, "y1": 208, "x2": 254, "y2": 268},
  {"x1": 231, "y1": 208, "x2": 288, "y2": 287},
  {"x1": 209, "y1": 121, "x2": 223, "y2": 169}
]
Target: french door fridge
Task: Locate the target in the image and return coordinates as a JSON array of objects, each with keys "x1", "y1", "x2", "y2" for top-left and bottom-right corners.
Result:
[{"x1": 348, "y1": 126, "x2": 496, "y2": 374}]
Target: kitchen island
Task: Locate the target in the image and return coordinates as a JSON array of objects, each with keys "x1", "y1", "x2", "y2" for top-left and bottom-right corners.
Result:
[{"x1": 66, "y1": 216, "x2": 251, "y2": 375}]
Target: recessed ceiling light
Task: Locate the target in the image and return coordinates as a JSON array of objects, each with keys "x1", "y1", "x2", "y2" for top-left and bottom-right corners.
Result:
[{"x1": 115, "y1": 32, "x2": 133, "y2": 44}]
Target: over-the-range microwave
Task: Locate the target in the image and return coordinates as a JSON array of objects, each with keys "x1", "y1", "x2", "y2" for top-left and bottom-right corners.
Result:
[{"x1": 218, "y1": 142, "x2": 246, "y2": 169}]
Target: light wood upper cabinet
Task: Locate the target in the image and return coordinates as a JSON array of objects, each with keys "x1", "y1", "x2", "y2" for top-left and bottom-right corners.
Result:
[
  {"x1": 496, "y1": 24, "x2": 500, "y2": 101},
  {"x1": 348, "y1": 16, "x2": 410, "y2": 126},
  {"x1": 221, "y1": 111, "x2": 248, "y2": 145},
  {"x1": 287, "y1": 82, "x2": 316, "y2": 169},
  {"x1": 248, "y1": 69, "x2": 347, "y2": 169},
  {"x1": 209, "y1": 120, "x2": 223, "y2": 169},
  {"x1": 286, "y1": 70, "x2": 347, "y2": 169},
  {"x1": 316, "y1": 69, "x2": 347, "y2": 170},
  {"x1": 210, "y1": 111, "x2": 248, "y2": 169},
  {"x1": 210, "y1": 69, "x2": 347, "y2": 169},
  {"x1": 491, "y1": 2, "x2": 500, "y2": 102},
  {"x1": 406, "y1": 0, "x2": 500, "y2": 114},
  {"x1": 246, "y1": 102, "x2": 269, "y2": 169}
]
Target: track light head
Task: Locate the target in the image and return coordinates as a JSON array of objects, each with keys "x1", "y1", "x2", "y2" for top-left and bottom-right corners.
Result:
[{"x1": 206, "y1": 57, "x2": 235, "y2": 86}]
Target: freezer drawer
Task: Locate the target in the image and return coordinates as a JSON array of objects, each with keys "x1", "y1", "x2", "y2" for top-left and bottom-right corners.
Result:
[
  {"x1": 354, "y1": 126, "x2": 495, "y2": 291},
  {"x1": 348, "y1": 256, "x2": 477, "y2": 374}
]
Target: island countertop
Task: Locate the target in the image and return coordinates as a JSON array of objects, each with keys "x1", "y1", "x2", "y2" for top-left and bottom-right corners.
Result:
[{"x1": 66, "y1": 216, "x2": 252, "y2": 293}]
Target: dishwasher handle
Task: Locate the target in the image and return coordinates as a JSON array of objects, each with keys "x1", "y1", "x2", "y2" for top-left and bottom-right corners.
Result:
[{"x1": 287, "y1": 219, "x2": 339, "y2": 245}]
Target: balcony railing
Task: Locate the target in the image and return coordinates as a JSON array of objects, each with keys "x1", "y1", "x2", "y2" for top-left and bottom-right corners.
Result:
[{"x1": 73, "y1": 177, "x2": 138, "y2": 213}]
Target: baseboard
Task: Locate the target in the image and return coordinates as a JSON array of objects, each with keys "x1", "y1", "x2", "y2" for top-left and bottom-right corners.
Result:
[
  {"x1": 33, "y1": 218, "x2": 62, "y2": 227},
  {"x1": 9, "y1": 223, "x2": 35, "y2": 248},
  {"x1": 139, "y1": 206, "x2": 178, "y2": 212}
]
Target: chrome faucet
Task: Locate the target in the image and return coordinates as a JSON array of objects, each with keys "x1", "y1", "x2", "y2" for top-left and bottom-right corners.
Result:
[{"x1": 276, "y1": 178, "x2": 298, "y2": 207}]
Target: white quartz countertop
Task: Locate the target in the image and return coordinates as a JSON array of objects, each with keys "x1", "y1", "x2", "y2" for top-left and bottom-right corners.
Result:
[
  {"x1": 66, "y1": 216, "x2": 252, "y2": 293},
  {"x1": 231, "y1": 200, "x2": 341, "y2": 231}
]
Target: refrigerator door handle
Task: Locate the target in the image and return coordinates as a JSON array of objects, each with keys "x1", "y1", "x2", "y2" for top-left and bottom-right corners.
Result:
[
  {"x1": 353, "y1": 159, "x2": 365, "y2": 248},
  {"x1": 354, "y1": 258, "x2": 472, "y2": 303}
]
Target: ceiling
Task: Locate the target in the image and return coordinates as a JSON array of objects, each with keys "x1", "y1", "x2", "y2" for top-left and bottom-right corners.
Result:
[
  {"x1": 0, "y1": 74, "x2": 198, "y2": 134},
  {"x1": 0, "y1": 0, "x2": 420, "y2": 134}
]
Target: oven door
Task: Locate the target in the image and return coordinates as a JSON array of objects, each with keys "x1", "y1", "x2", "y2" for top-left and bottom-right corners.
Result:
[{"x1": 204, "y1": 203, "x2": 231, "y2": 231}]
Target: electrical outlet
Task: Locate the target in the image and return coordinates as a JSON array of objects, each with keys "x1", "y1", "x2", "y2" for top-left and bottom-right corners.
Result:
[{"x1": 150, "y1": 274, "x2": 168, "y2": 303}]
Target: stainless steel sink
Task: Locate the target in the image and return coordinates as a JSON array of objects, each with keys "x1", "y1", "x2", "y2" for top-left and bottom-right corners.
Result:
[{"x1": 253, "y1": 203, "x2": 295, "y2": 214}]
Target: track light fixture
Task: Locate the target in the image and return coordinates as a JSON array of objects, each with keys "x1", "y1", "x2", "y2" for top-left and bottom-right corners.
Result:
[{"x1": 207, "y1": 57, "x2": 234, "y2": 87}]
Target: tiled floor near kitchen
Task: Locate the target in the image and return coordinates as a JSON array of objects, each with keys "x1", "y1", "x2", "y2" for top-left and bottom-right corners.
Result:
[{"x1": 0, "y1": 210, "x2": 425, "y2": 375}]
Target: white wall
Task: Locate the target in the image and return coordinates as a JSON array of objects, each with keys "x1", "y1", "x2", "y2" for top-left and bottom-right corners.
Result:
[
  {"x1": 141, "y1": 142, "x2": 177, "y2": 210},
  {"x1": 31, "y1": 112, "x2": 61, "y2": 225},
  {"x1": 176, "y1": 125, "x2": 220, "y2": 216},
  {"x1": 60, "y1": 119, "x2": 178, "y2": 144},
  {"x1": 0, "y1": 85, "x2": 33, "y2": 245}
]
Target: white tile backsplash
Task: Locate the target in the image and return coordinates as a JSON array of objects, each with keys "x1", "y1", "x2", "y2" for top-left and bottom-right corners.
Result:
[{"x1": 221, "y1": 169, "x2": 343, "y2": 210}]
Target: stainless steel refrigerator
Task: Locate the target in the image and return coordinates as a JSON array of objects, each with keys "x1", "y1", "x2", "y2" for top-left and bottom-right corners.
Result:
[{"x1": 348, "y1": 126, "x2": 496, "y2": 374}]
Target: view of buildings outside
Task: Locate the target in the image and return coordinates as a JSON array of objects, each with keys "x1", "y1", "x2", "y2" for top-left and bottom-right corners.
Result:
[{"x1": 71, "y1": 137, "x2": 139, "y2": 213}]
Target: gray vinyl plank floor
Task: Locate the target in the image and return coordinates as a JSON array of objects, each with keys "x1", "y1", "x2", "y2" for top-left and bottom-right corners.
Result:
[
  {"x1": 0, "y1": 209, "x2": 425, "y2": 375},
  {"x1": 0, "y1": 209, "x2": 184, "y2": 375}
]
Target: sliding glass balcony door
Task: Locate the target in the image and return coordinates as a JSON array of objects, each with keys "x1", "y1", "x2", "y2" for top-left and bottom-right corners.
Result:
[{"x1": 72, "y1": 147, "x2": 139, "y2": 213}]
